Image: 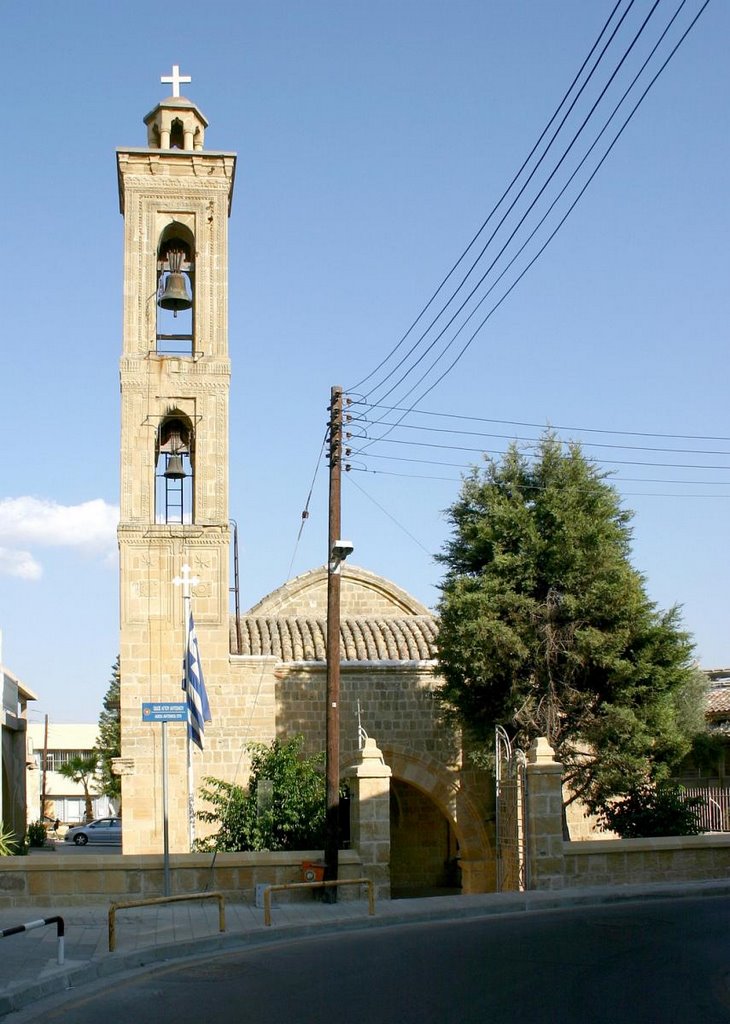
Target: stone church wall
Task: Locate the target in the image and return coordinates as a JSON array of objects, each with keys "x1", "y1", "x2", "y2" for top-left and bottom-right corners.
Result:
[{"x1": 272, "y1": 664, "x2": 458, "y2": 765}]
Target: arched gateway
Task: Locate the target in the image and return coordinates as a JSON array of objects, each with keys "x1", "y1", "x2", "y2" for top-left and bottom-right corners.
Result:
[{"x1": 231, "y1": 565, "x2": 496, "y2": 895}]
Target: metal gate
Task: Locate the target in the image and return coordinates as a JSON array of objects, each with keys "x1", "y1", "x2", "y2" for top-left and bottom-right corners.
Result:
[{"x1": 495, "y1": 725, "x2": 528, "y2": 891}]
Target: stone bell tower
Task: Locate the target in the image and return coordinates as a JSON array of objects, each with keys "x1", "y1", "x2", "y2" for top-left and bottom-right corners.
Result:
[{"x1": 117, "y1": 67, "x2": 236, "y2": 854}]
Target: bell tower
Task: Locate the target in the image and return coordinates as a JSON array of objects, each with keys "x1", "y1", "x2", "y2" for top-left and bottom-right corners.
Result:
[{"x1": 117, "y1": 67, "x2": 236, "y2": 854}]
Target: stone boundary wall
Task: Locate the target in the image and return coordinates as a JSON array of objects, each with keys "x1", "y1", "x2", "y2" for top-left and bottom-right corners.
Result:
[
  {"x1": 562, "y1": 834, "x2": 730, "y2": 888},
  {"x1": 0, "y1": 850, "x2": 363, "y2": 909},
  {"x1": 526, "y1": 738, "x2": 730, "y2": 891}
]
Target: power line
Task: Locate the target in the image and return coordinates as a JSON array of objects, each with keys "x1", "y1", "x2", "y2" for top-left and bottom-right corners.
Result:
[
  {"x1": 365, "y1": 0, "x2": 662, "y2": 408},
  {"x1": 357, "y1": 0, "x2": 711, "y2": 446},
  {"x1": 350, "y1": 418, "x2": 730, "y2": 457},
  {"x1": 345, "y1": 474, "x2": 432, "y2": 554},
  {"x1": 355, "y1": 403, "x2": 730, "y2": 443},
  {"x1": 353, "y1": 448, "x2": 730, "y2": 472},
  {"x1": 362, "y1": 0, "x2": 708, "y2": 436},
  {"x1": 285, "y1": 428, "x2": 328, "y2": 582},
  {"x1": 351, "y1": 466, "x2": 730, "y2": 499},
  {"x1": 346, "y1": 0, "x2": 710, "y2": 453},
  {"x1": 346, "y1": 0, "x2": 627, "y2": 396}
]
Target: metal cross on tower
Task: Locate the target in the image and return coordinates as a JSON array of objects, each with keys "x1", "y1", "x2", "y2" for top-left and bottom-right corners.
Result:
[{"x1": 161, "y1": 64, "x2": 192, "y2": 98}]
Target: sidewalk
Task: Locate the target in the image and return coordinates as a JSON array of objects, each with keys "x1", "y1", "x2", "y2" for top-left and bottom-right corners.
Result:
[{"x1": 2, "y1": 877, "x2": 729, "y2": 1018}]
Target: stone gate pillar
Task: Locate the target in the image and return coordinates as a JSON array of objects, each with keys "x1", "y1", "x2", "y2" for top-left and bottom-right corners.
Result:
[
  {"x1": 344, "y1": 737, "x2": 392, "y2": 901},
  {"x1": 526, "y1": 737, "x2": 565, "y2": 890}
]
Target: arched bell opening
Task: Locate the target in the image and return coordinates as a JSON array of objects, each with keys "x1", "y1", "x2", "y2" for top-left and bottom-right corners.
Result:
[
  {"x1": 155, "y1": 413, "x2": 194, "y2": 524},
  {"x1": 156, "y1": 223, "x2": 195, "y2": 356},
  {"x1": 169, "y1": 117, "x2": 185, "y2": 150}
]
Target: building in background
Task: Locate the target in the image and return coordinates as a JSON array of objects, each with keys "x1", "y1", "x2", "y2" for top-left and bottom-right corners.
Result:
[
  {"x1": 1, "y1": 633, "x2": 37, "y2": 839},
  {"x1": 26, "y1": 723, "x2": 116, "y2": 825}
]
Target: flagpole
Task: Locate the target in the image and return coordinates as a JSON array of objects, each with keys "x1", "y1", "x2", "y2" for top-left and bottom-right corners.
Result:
[
  {"x1": 174, "y1": 563, "x2": 198, "y2": 852},
  {"x1": 185, "y1": 604, "x2": 195, "y2": 851}
]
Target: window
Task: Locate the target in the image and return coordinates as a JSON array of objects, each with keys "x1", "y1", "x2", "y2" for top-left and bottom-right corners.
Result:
[{"x1": 41, "y1": 750, "x2": 90, "y2": 772}]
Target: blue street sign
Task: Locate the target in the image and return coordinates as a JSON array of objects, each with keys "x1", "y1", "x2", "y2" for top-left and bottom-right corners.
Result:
[{"x1": 142, "y1": 702, "x2": 188, "y2": 722}]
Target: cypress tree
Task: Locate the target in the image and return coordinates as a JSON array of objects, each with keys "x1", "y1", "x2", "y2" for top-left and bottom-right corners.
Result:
[{"x1": 436, "y1": 434, "x2": 702, "y2": 809}]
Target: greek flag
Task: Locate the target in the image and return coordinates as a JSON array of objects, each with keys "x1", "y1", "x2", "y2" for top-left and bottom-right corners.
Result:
[{"x1": 182, "y1": 611, "x2": 211, "y2": 750}]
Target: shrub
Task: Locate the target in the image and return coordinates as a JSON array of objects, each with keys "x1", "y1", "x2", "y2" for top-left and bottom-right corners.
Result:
[
  {"x1": 27, "y1": 820, "x2": 48, "y2": 848},
  {"x1": 0, "y1": 824, "x2": 19, "y2": 855},
  {"x1": 597, "y1": 783, "x2": 703, "y2": 838},
  {"x1": 196, "y1": 736, "x2": 327, "y2": 853}
]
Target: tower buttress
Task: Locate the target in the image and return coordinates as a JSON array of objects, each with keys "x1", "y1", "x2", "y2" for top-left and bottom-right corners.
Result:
[{"x1": 117, "y1": 68, "x2": 236, "y2": 854}]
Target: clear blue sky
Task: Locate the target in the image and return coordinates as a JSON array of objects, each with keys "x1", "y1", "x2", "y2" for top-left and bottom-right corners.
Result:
[{"x1": 1, "y1": 1, "x2": 727, "y2": 725}]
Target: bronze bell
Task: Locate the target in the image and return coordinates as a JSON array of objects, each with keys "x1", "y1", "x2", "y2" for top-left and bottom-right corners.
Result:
[
  {"x1": 159, "y1": 272, "x2": 192, "y2": 313},
  {"x1": 164, "y1": 454, "x2": 186, "y2": 480}
]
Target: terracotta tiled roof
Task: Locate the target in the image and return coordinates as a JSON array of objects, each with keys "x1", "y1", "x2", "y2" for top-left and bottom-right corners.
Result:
[
  {"x1": 230, "y1": 615, "x2": 437, "y2": 662},
  {"x1": 707, "y1": 684, "x2": 730, "y2": 717}
]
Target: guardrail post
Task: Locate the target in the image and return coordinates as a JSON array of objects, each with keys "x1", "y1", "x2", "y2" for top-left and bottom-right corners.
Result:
[
  {"x1": 108, "y1": 892, "x2": 225, "y2": 952},
  {"x1": 1, "y1": 916, "x2": 65, "y2": 965},
  {"x1": 263, "y1": 878, "x2": 374, "y2": 926}
]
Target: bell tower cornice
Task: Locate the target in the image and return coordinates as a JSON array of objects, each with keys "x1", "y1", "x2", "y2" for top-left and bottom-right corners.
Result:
[{"x1": 115, "y1": 152, "x2": 237, "y2": 215}]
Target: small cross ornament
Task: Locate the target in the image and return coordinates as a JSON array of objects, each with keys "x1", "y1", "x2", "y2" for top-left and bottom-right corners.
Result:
[{"x1": 173, "y1": 563, "x2": 199, "y2": 598}]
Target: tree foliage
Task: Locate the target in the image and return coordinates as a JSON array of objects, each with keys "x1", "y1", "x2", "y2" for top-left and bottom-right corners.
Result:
[
  {"x1": 96, "y1": 656, "x2": 121, "y2": 806},
  {"x1": 58, "y1": 754, "x2": 100, "y2": 822},
  {"x1": 598, "y1": 783, "x2": 703, "y2": 838},
  {"x1": 196, "y1": 736, "x2": 326, "y2": 852},
  {"x1": 436, "y1": 434, "x2": 701, "y2": 811}
]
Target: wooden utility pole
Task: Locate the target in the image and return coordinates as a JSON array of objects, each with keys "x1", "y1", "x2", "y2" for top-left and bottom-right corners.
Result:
[
  {"x1": 40, "y1": 714, "x2": 49, "y2": 822},
  {"x1": 324, "y1": 385, "x2": 343, "y2": 899}
]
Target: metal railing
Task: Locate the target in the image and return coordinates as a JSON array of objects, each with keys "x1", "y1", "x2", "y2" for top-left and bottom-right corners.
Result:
[
  {"x1": 682, "y1": 786, "x2": 730, "y2": 832},
  {"x1": 108, "y1": 892, "x2": 225, "y2": 951},
  {"x1": 262, "y1": 878, "x2": 374, "y2": 926},
  {"x1": 1, "y1": 915, "x2": 65, "y2": 964}
]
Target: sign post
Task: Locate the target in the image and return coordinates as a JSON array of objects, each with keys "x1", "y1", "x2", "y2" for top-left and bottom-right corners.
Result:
[
  {"x1": 162, "y1": 720, "x2": 169, "y2": 896},
  {"x1": 142, "y1": 702, "x2": 187, "y2": 895}
]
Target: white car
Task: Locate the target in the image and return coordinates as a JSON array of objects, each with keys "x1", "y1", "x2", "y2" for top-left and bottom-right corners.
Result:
[{"x1": 63, "y1": 817, "x2": 122, "y2": 846}]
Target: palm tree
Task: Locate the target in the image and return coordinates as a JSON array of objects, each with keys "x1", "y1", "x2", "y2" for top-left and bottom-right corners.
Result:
[{"x1": 58, "y1": 754, "x2": 100, "y2": 823}]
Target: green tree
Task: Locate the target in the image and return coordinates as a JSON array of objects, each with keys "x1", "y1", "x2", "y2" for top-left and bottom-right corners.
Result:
[
  {"x1": 196, "y1": 736, "x2": 326, "y2": 852},
  {"x1": 96, "y1": 656, "x2": 121, "y2": 808},
  {"x1": 58, "y1": 754, "x2": 100, "y2": 823},
  {"x1": 436, "y1": 434, "x2": 701, "y2": 811}
]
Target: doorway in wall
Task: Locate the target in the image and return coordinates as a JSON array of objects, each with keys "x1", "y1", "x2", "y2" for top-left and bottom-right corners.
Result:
[{"x1": 389, "y1": 779, "x2": 461, "y2": 899}]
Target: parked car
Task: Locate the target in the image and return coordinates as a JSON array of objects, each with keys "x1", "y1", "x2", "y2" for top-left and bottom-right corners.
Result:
[{"x1": 63, "y1": 817, "x2": 122, "y2": 846}]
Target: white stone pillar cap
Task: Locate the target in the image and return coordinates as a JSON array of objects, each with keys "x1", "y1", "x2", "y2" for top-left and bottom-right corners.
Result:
[
  {"x1": 346, "y1": 737, "x2": 392, "y2": 778},
  {"x1": 527, "y1": 736, "x2": 557, "y2": 764}
]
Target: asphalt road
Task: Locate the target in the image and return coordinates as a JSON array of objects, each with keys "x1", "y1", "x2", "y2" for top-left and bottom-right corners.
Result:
[
  {"x1": 29, "y1": 843, "x2": 122, "y2": 856},
  {"x1": 10, "y1": 896, "x2": 730, "y2": 1023}
]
